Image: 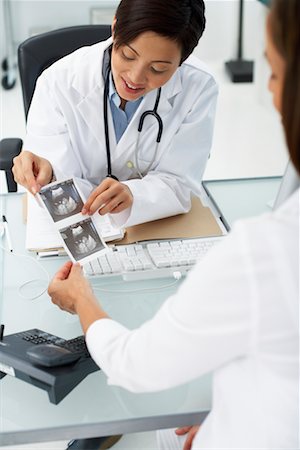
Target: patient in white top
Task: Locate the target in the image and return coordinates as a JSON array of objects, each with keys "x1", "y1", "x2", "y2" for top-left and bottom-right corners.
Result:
[{"x1": 47, "y1": 1, "x2": 299, "y2": 448}]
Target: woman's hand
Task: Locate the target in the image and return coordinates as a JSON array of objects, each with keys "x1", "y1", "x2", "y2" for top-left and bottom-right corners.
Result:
[
  {"x1": 82, "y1": 177, "x2": 133, "y2": 216},
  {"x1": 48, "y1": 262, "x2": 109, "y2": 333},
  {"x1": 175, "y1": 425, "x2": 201, "y2": 450},
  {"x1": 12, "y1": 150, "x2": 53, "y2": 194},
  {"x1": 48, "y1": 262, "x2": 94, "y2": 315}
]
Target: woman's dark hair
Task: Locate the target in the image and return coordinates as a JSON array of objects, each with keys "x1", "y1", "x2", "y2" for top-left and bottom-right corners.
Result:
[
  {"x1": 269, "y1": 0, "x2": 300, "y2": 174},
  {"x1": 113, "y1": 0, "x2": 206, "y2": 64}
]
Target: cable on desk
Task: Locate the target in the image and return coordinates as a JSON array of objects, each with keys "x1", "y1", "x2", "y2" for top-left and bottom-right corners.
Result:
[
  {"x1": 0, "y1": 243, "x2": 182, "y2": 299},
  {"x1": 0, "y1": 243, "x2": 50, "y2": 300}
]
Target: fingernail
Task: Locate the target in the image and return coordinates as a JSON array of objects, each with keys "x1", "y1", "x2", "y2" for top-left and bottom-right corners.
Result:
[
  {"x1": 82, "y1": 208, "x2": 87, "y2": 215},
  {"x1": 31, "y1": 187, "x2": 37, "y2": 195}
]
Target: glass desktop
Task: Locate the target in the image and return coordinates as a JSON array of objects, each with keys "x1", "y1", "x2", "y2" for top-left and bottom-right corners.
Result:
[{"x1": 0, "y1": 176, "x2": 281, "y2": 445}]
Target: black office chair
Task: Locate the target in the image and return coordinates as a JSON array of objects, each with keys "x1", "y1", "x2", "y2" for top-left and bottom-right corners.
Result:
[{"x1": 0, "y1": 24, "x2": 111, "y2": 192}]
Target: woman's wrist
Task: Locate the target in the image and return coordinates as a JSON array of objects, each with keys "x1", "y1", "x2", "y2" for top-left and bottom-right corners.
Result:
[
  {"x1": 74, "y1": 290, "x2": 95, "y2": 315},
  {"x1": 75, "y1": 293, "x2": 109, "y2": 334}
]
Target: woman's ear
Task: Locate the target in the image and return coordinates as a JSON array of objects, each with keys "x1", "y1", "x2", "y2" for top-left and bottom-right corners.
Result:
[{"x1": 111, "y1": 16, "x2": 117, "y2": 38}]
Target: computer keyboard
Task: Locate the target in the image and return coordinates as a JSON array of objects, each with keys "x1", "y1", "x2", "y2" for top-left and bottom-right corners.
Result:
[{"x1": 83, "y1": 236, "x2": 224, "y2": 281}]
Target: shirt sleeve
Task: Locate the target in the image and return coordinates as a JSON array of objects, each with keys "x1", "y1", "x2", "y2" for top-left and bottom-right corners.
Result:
[{"x1": 86, "y1": 223, "x2": 255, "y2": 393}]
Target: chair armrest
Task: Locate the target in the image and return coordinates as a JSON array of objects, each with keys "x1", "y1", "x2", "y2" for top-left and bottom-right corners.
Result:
[
  {"x1": 0, "y1": 138, "x2": 23, "y2": 169},
  {"x1": 0, "y1": 138, "x2": 23, "y2": 192}
]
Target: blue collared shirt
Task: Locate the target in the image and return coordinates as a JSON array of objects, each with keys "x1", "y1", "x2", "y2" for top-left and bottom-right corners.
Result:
[{"x1": 109, "y1": 73, "x2": 143, "y2": 143}]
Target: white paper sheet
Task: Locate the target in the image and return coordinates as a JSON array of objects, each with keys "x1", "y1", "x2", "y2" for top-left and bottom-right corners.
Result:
[{"x1": 26, "y1": 181, "x2": 124, "y2": 256}]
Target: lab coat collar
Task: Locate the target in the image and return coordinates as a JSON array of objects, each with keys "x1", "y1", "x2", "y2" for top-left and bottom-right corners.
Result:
[
  {"x1": 73, "y1": 37, "x2": 112, "y2": 94},
  {"x1": 74, "y1": 38, "x2": 112, "y2": 151}
]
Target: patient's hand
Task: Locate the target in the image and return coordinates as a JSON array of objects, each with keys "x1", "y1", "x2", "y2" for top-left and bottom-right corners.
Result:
[
  {"x1": 48, "y1": 262, "x2": 108, "y2": 333},
  {"x1": 12, "y1": 150, "x2": 53, "y2": 194},
  {"x1": 48, "y1": 262, "x2": 94, "y2": 315}
]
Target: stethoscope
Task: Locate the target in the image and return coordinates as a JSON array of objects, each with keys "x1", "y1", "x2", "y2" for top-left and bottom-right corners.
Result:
[{"x1": 103, "y1": 67, "x2": 163, "y2": 180}]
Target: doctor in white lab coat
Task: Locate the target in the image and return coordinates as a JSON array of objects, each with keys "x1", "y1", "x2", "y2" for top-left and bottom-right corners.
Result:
[{"x1": 13, "y1": 0, "x2": 217, "y2": 228}]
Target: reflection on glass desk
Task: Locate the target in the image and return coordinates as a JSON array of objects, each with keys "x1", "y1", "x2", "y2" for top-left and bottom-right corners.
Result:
[{"x1": 0, "y1": 177, "x2": 281, "y2": 445}]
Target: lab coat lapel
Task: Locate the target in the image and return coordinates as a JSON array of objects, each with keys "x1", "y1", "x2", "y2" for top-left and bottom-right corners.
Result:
[
  {"x1": 111, "y1": 69, "x2": 182, "y2": 163},
  {"x1": 76, "y1": 85, "x2": 116, "y2": 152},
  {"x1": 77, "y1": 85, "x2": 104, "y2": 146},
  {"x1": 73, "y1": 38, "x2": 116, "y2": 153}
]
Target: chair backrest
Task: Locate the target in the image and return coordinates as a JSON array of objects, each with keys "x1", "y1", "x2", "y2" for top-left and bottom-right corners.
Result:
[{"x1": 18, "y1": 24, "x2": 111, "y2": 118}]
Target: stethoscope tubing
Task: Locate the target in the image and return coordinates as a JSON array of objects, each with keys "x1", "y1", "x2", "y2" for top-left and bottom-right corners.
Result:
[
  {"x1": 103, "y1": 67, "x2": 163, "y2": 180},
  {"x1": 138, "y1": 87, "x2": 163, "y2": 143},
  {"x1": 103, "y1": 70, "x2": 118, "y2": 181}
]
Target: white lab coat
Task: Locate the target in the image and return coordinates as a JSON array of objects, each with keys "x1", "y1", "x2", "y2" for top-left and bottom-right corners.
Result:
[
  {"x1": 86, "y1": 189, "x2": 299, "y2": 449},
  {"x1": 23, "y1": 37, "x2": 218, "y2": 227}
]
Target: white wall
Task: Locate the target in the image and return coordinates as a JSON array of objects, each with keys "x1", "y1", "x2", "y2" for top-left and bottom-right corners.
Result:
[
  {"x1": 195, "y1": 0, "x2": 267, "y2": 62},
  {"x1": 0, "y1": 0, "x2": 117, "y2": 63},
  {"x1": 1, "y1": 0, "x2": 268, "y2": 66}
]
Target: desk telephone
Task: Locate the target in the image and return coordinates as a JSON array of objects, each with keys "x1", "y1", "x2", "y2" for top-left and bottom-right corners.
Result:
[
  {"x1": 0, "y1": 328, "x2": 99, "y2": 404},
  {"x1": 27, "y1": 343, "x2": 81, "y2": 367},
  {"x1": 25, "y1": 332, "x2": 88, "y2": 367}
]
